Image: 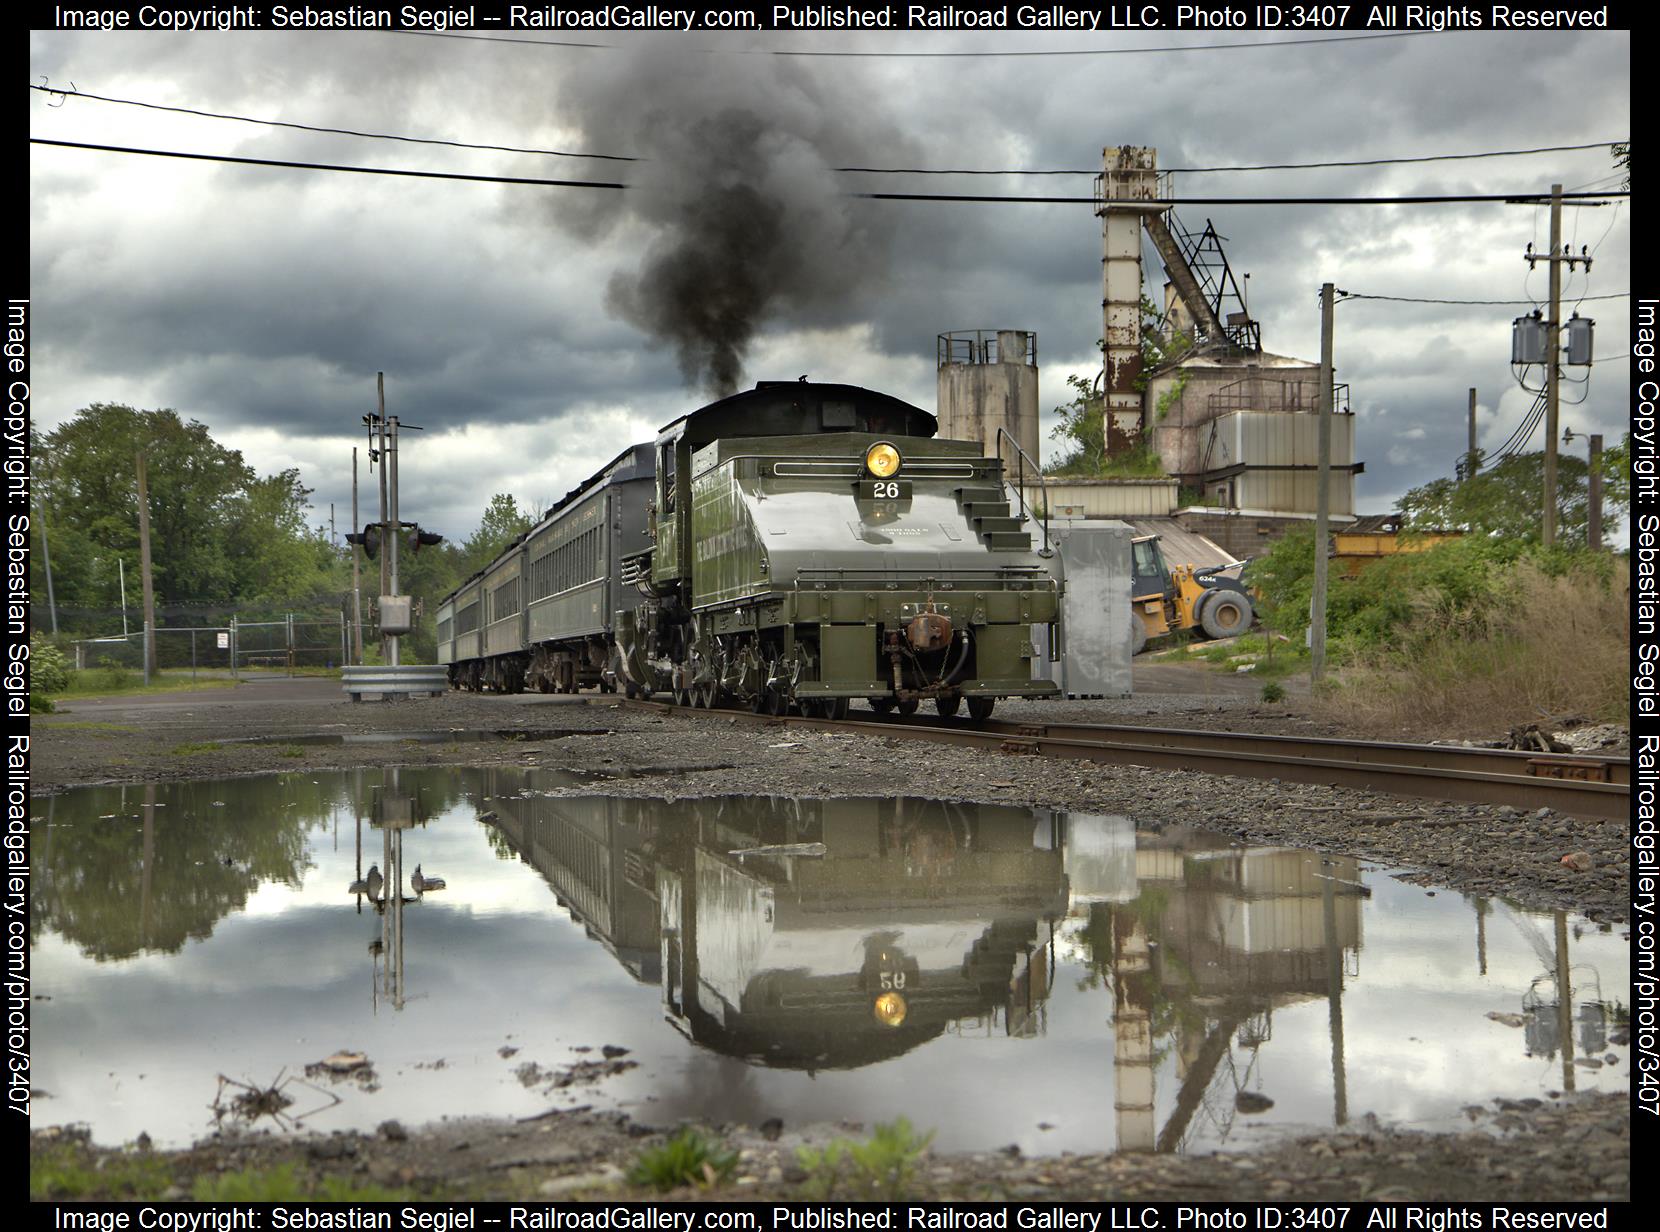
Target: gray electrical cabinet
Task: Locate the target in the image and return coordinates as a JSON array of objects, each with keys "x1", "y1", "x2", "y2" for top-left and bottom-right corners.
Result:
[{"x1": 1031, "y1": 519, "x2": 1134, "y2": 698}]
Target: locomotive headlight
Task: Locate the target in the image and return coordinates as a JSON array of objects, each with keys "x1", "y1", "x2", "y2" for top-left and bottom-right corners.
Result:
[
  {"x1": 865, "y1": 442, "x2": 902, "y2": 478},
  {"x1": 873, "y1": 991, "x2": 907, "y2": 1027}
]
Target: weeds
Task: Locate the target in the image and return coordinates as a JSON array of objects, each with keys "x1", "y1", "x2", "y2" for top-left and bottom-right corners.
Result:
[
  {"x1": 1260, "y1": 682, "x2": 1287, "y2": 703},
  {"x1": 796, "y1": 1118, "x2": 934, "y2": 1199},
  {"x1": 193, "y1": 1164, "x2": 415, "y2": 1202},
  {"x1": 170, "y1": 742, "x2": 224, "y2": 756},
  {"x1": 627, "y1": 1128, "x2": 739, "y2": 1192},
  {"x1": 30, "y1": 1144, "x2": 174, "y2": 1201}
]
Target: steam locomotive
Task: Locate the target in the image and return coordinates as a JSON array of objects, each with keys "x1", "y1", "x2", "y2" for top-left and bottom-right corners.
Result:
[{"x1": 435, "y1": 380, "x2": 1061, "y2": 719}]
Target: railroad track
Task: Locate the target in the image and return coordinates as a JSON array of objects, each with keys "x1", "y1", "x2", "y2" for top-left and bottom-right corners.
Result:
[{"x1": 616, "y1": 699, "x2": 1630, "y2": 820}]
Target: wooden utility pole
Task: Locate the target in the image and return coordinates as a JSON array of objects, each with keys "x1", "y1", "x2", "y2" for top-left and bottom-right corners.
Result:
[
  {"x1": 39, "y1": 495, "x2": 59, "y2": 634},
  {"x1": 1311, "y1": 284, "x2": 1334, "y2": 686},
  {"x1": 376, "y1": 374, "x2": 390, "y2": 662},
  {"x1": 1466, "y1": 388, "x2": 1479, "y2": 480},
  {"x1": 1588, "y1": 433, "x2": 1604, "y2": 551},
  {"x1": 352, "y1": 446, "x2": 364, "y2": 663},
  {"x1": 135, "y1": 451, "x2": 158, "y2": 678},
  {"x1": 1543, "y1": 184, "x2": 1563, "y2": 547}
]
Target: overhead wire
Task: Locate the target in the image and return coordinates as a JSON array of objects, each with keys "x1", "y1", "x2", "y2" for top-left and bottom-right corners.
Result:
[
  {"x1": 31, "y1": 139, "x2": 1632, "y2": 206},
  {"x1": 1337, "y1": 291, "x2": 1627, "y2": 306},
  {"x1": 26, "y1": 83, "x2": 640, "y2": 162},
  {"x1": 388, "y1": 27, "x2": 1437, "y2": 57},
  {"x1": 31, "y1": 85, "x2": 1625, "y2": 179}
]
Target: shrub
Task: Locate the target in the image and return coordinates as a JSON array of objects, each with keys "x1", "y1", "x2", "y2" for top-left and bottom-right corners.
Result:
[
  {"x1": 796, "y1": 1118, "x2": 934, "y2": 1199},
  {"x1": 627, "y1": 1128, "x2": 738, "y2": 1192}
]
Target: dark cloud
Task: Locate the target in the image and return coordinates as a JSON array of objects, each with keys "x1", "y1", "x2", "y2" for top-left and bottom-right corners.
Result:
[{"x1": 30, "y1": 28, "x2": 1630, "y2": 534}]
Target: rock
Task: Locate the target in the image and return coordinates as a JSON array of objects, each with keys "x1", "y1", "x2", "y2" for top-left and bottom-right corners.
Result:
[
  {"x1": 1235, "y1": 1092, "x2": 1275, "y2": 1114},
  {"x1": 538, "y1": 1165, "x2": 624, "y2": 1198},
  {"x1": 600, "y1": 1045, "x2": 630, "y2": 1059},
  {"x1": 378, "y1": 1120, "x2": 409, "y2": 1141},
  {"x1": 1561, "y1": 852, "x2": 1593, "y2": 872},
  {"x1": 1487, "y1": 1012, "x2": 1528, "y2": 1028},
  {"x1": 498, "y1": 1046, "x2": 520, "y2": 1059},
  {"x1": 308, "y1": 1136, "x2": 359, "y2": 1160},
  {"x1": 759, "y1": 1117, "x2": 784, "y2": 1141},
  {"x1": 318, "y1": 1051, "x2": 370, "y2": 1074}
]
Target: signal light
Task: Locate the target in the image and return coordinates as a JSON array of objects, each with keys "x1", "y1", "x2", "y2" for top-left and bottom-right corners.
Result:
[{"x1": 346, "y1": 524, "x2": 384, "y2": 560}]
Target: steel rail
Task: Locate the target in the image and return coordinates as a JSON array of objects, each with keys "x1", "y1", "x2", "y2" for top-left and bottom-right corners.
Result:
[{"x1": 614, "y1": 700, "x2": 1629, "y2": 820}]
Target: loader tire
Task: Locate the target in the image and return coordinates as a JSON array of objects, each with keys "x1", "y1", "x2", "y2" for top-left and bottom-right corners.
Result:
[{"x1": 1199, "y1": 590, "x2": 1253, "y2": 640}]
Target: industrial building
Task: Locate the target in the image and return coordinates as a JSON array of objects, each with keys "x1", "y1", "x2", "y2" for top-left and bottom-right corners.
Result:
[{"x1": 935, "y1": 145, "x2": 1364, "y2": 564}]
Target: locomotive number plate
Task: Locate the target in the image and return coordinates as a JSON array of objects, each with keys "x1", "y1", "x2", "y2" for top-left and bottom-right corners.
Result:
[{"x1": 858, "y1": 480, "x2": 911, "y2": 500}]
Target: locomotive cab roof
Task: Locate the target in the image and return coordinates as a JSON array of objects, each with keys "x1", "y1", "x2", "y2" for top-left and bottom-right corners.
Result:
[{"x1": 656, "y1": 381, "x2": 936, "y2": 449}]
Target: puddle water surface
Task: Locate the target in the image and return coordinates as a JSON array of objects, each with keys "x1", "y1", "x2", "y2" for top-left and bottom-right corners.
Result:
[
  {"x1": 232, "y1": 729, "x2": 601, "y2": 746},
  {"x1": 32, "y1": 769, "x2": 1629, "y2": 1155}
]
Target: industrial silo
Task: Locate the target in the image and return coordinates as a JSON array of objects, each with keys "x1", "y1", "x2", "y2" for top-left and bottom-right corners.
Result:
[{"x1": 936, "y1": 329, "x2": 1040, "y2": 474}]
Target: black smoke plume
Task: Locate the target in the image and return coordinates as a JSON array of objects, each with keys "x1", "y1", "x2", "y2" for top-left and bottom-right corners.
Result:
[{"x1": 546, "y1": 44, "x2": 916, "y2": 396}]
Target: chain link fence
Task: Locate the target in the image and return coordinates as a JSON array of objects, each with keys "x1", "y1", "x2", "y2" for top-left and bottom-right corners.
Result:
[{"x1": 37, "y1": 598, "x2": 353, "y2": 679}]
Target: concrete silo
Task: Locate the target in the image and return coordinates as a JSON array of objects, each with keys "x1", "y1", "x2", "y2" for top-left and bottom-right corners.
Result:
[{"x1": 936, "y1": 329, "x2": 1041, "y2": 474}]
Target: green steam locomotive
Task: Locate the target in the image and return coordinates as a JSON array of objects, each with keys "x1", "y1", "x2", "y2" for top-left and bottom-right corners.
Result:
[{"x1": 437, "y1": 380, "x2": 1061, "y2": 719}]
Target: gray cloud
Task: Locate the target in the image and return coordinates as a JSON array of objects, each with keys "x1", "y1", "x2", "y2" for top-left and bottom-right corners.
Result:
[{"x1": 30, "y1": 28, "x2": 1630, "y2": 536}]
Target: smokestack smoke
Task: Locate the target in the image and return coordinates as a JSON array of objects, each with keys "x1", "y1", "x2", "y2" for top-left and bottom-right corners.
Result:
[{"x1": 545, "y1": 44, "x2": 915, "y2": 396}]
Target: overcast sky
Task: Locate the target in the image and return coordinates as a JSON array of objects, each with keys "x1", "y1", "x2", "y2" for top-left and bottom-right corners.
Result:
[{"x1": 29, "y1": 24, "x2": 1631, "y2": 544}]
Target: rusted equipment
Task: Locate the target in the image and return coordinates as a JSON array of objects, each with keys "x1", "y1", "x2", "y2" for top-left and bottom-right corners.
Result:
[{"x1": 904, "y1": 610, "x2": 953, "y2": 653}]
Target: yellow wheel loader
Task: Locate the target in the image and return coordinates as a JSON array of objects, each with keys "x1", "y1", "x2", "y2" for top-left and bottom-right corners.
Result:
[{"x1": 1129, "y1": 535, "x2": 1254, "y2": 655}]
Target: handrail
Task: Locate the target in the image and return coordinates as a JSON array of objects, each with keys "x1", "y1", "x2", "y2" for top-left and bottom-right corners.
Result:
[{"x1": 994, "y1": 426, "x2": 1053, "y2": 557}]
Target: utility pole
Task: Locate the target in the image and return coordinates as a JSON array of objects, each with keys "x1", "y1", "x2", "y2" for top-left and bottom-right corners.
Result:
[
  {"x1": 375, "y1": 374, "x2": 390, "y2": 661},
  {"x1": 1311, "y1": 284, "x2": 1334, "y2": 687},
  {"x1": 351, "y1": 446, "x2": 363, "y2": 663},
  {"x1": 1466, "y1": 388, "x2": 1479, "y2": 480},
  {"x1": 1543, "y1": 183, "x2": 1563, "y2": 547},
  {"x1": 386, "y1": 413, "x2": 401, "y2": 667},
  {"x1": 1588, "y1": 433, "x2": 1604, "y2": 551},
  {"x1": 39, "y1": 495, "x2": 59, "y2": 635},
  {"x1": 135, "y1": 451, "x2": 158, "y2": 679}
]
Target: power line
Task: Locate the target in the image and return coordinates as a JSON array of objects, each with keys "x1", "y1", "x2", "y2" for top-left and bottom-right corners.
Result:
[
  {"x1": 27, "y1": 83, "x2": 639, "y2": 163},
  {"x1": 1337, "y1": 291, "x2": 1629, "y2": 305},
  {"x1": 30, "y1": 140, "x2": 1635, "y2": 208},
  {"x1": 29, "y1": 138, "x2": 629, "y2": 188},
  {"x1": 859, "y1": 189, "x2": 1627, "y2": 205},
  {"x1": 36, "y1": 85, "x2": 1621, "y2": 181},
  {"x1": 392, "y1": 27, "x2": 1434, "y2": 57},
  {"x1": 837, "y1": 139, "x2": 1628, "y2": 176}
]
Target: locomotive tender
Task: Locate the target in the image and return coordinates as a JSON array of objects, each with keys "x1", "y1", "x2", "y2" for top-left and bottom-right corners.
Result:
[{"x1": 436, "y1": 380, "x2": 1061, "y2": 719}]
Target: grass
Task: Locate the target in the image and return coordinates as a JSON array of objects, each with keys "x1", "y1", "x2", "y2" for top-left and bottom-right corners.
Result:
[
  {"x1": 35, "y1": 721, "x2": 138, "y2": 734},
  {"x1": 30, "y1": 1143, "x2": 175, "y2": 1201},
  {"x1": 1188, "y1": 632, "x2": 1308, "y2": 682},
  {"x1": 31, "y1": 1144, "x2": 419, "y2": 1202},
  {"x1": 1319, "y1": 557, "x2": 1628, "y2": 732},
  {"x1": 796, "y1": 1118, "x2": 935, "y2": 1199},
  {"x1": 627, "y1": 1128, "x2": 739, "y2": 1192},
  {"x1": 56, "y1": 670, "x2": 242, "y2": 701}
]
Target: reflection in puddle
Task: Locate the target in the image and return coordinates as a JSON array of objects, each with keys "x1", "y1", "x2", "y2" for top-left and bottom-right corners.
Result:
[
  {"x1": 233, "y1": 729, "x2": 603, "y2": 746},
  {"x1": 30, "y1": 770, "x2": 1629, "y2": 1155}
]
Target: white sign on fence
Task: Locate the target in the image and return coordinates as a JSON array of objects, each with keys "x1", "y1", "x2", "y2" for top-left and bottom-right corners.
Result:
[{"x1": 217, "y1": 632, "x2": 230, "y2": 649}]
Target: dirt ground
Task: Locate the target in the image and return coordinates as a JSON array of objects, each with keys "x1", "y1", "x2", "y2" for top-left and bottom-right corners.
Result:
[{"x1": 28, "y1": 666, "x2": 1633, "y2": 1203}]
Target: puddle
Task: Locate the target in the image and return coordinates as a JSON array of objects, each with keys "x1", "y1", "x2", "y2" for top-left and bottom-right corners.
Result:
[
  {"x1": 31, "y1": 770, "x2": 1630, "y2": 1155},
  {"x1": 232, "y1": 729, "x2": 602, "y2": 747}
]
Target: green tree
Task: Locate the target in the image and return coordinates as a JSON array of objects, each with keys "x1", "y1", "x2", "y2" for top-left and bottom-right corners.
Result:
[
  {"x1": 1399, "y1": 448, "x2": 1624, "y2": 548},
  {"x1": 32, "y1": 405, "x2": 351, "y2": 638},
  {"x1": 460, "y1": 493, "x2": 533, "y2": 574}
]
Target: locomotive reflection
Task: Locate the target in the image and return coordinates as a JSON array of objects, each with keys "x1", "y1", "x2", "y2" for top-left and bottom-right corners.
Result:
[
  {"x1": 477, "y1": 775, "x2": 1370, "y2": 1150},
  {"x1": 480, "y1": 778, "x2": 1068, "y2": 1070}
]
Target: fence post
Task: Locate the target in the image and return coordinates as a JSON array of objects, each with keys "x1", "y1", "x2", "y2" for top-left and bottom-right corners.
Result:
[
  {"x1": 191, "y1": 629, "x2": 197, "y2": 684},
  {"x1": 287, "y1": 612, "x2": 295, "y2": 678},
  {"x1": 230, "y1": 616, "x2": 239, "y2": 680}
]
